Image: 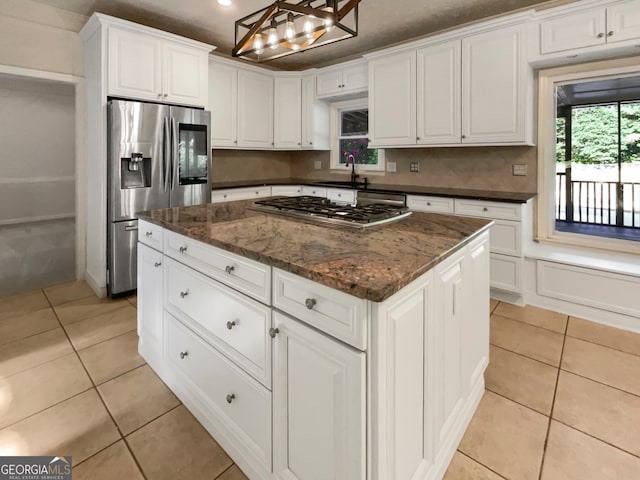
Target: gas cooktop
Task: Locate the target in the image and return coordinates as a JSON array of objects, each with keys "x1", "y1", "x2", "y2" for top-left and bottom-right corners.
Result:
[{"x1": 250, "y1": 194, "x2": 411, "y2": 228}]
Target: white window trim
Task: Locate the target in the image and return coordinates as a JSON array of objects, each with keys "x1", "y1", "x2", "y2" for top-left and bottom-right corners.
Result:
[
  {"x1": 537, "y1": 57, "x2": 640, "y2": 255},
  {"x1": 329, "y1": 98, "x2": 385, "y2": 173}
]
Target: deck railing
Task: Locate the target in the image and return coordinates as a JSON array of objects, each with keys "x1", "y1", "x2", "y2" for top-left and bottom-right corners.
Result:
[{"x1": 556, "y1": 173, "x2": 640, "y2": 228}]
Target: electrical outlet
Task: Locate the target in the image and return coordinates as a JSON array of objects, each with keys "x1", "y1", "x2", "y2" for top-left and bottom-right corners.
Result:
[
  {"x1": 314, "y1": 160, "x2": 322, "y2": 170},
  {"x1": 387, "y1": 161, "x2": 397, "y2": 172},
  {"x1": 410, "y1": 162, "x2": 420, "y2": 173},
  {"x1": 513, "y1": 164, "x2": 527, "y2": 176}
]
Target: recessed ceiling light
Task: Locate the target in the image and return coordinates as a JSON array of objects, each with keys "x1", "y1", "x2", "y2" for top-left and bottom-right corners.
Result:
[{"x1": 217, "y1": 0, "x2": 232, "y2": 6}]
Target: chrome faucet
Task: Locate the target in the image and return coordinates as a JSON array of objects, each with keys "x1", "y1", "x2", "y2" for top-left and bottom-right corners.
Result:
[{"x1": 346, "y1": 154, "x2": 359, "y2": 184}]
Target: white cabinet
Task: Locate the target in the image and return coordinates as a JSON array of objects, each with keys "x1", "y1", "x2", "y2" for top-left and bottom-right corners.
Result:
[
  {"x1": 539, "y1": 0, "x2": 640, "y2": 54},
  {"x1": 316, "y1": 60, "x2": 368, "y2": 98},
  {"x1": 301, "y1": 75, "x2": 330, "y2": 150},
  {"x1": 461, "y1": 24, "x2": 530, "y2": 144},
  {"x1": 274, "y1": 76, "x2": 302, "y2": 149},
  {"x1": 137, "y1": 242, "x2": 164, "y2": 369},
  {"x1": 407, "y1": 195, "x2": 455, "y2": 214},
  {"x1": 368, "y1": 23, "x2": 532, "y2": 148},
  {"x1": 369, "y1": 50, "x2": 416, "y2": 146},
  {"x1": 237, "y1": 69, "x2": 274, "y2": 149},
  {"x1": 208, "y1": 60, "x2": 238, "y2": 147},
  {"x1": 301, "y1": 185, "x2": 327, "y2": 197},
  {"x1": 417, "y1": 40, "x2": 462, "y2": 145},
  {"x1": 211, "y1": 186, "x2": 271, "y2": 203},
  {"x1": 108, "y1": 26, "x2": 209, "y2": 107},
  {"x1": 270, "y1": 185, "x2": 302, "y2": 196},
  {"x1": 272, "y1": 312, "x2": 366, "y2": 480},
  {"x1": 326, "y1": 188, "x2": 356, "y2": 204}
]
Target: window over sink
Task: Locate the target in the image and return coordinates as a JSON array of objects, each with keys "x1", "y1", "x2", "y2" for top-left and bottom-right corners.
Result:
[{"x1": 330, "y1": 99, "x2": 384, "y2": 172}]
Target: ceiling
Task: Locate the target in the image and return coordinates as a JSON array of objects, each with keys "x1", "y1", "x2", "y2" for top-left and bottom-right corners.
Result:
[{"x1": 31, "y1": 0, "x2": 565, "y2": 70}]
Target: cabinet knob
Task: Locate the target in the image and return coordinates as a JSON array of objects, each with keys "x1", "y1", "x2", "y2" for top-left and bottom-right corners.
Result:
[
  {"x1": 180, "y1": 351, "x2": 189, "y2": 359},
  {"x1": 154, "y1": 261, "x2": 162, "y2": 268},
  {"x1": 607, "y1": 31, "x2": 614, "y2": 37},
  {"x1": 483, "y1": 207, "x2": 488, "y2": 212},
  {"x1": 297, "y1": 142, "x2": 301, "y2": 146},
  {"x1": 305, "y1": 298, "x2": 317, "y2": 310},
  {"x1": 226, "y1": 393, "x2": 235, "y2": 404},
  {"x1": 223, "y1": 194, "x2": 228, "y2": 198},
  {"x1": 145, "y1": 231, "x2": 153, "y2": 237},
  {"x1": 427, "y1": 202, "x2": 431, "y2": 206},
  {"x1": 157, "y1": 93, "x2": 162, "y2": 98},
  {"x1": 163, "y1": 93, "x2": 168, "y2": 98},
  {"x1": 234, "y1": 140, "x2": 238, "y2": 144},
  {"x1": 597, "y1": 32, "x2": 605, "y2": 38},
  {"x1": 461, "y1": 134, "x2": 466, "y2": 139},
  {"x1": 179, "y1": 246, "x2": 188, "y2": 253},
  {"x1": 416, "y1": 137, "x2": 420, "y2": 141},
  {"x1": 179, "y1": 290, "x2": 189, "y2": 299},
  {"x1": 225, "y1": 265, "x2": 235, "y2": 274},
  {"x1": 226, "y1": 320, "x2": 237, "y2": 330},
  {"x1": 269, "y1": 327, "x2": 279, "y2": 338},
  {"x1": 255, "y1": 191, "x2": 259, "y2": 195}
]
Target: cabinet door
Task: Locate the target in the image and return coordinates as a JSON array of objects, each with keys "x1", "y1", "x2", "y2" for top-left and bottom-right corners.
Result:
[
  {"x1": 341, "y1": 62, "x2": 368, "y2": 94},
  {"x1": 417, "y1": 41, "x2": 461, "y2": 145},
  {"x1": 316, "y1": 69, "x2": 343, "y2": 97},
  {"x1": 607, "y1": 0, "x2": 640, "y2": 44},
  {"x1": 540, "y1": 9, "x2": 606, "y2": 54},
  {"x1": 462, "y1": 25, "x2": 527, "y2": 144},
  {"x1": 108, "y1": 28, "x2": 162, "y2": 101},
  {"x1": 369, "y1": 51, "x2": 416, "y2": 146},
  {"x1": 137, "y1": 243, "x2": 163, "y2": 361},
  {"x1": 208, "y1": 61, "x2": 238, "y2": 147},
  {"x1": 162, "y1": 41, "x2": 208, "y2": 107},
  {"x1": 237, "y1": 69, "x2": 274, "y2": 148},
  {"x1": 433, "y1": 252, "x2": 465, "y2": 452},
  {"x1": 274, "y1": 77, "x2": 302, "y2": 149},
  {"x1": 301, "y1": 76, "x2": 330, "y2": 149},
  {"x1": 273, "y1": 312, "x2": 365, "y2": 480}
]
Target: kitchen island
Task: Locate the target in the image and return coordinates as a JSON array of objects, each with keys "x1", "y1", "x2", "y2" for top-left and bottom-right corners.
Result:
[{"x1": 137, "y1": 200, "x2": 492, "y2": 480}]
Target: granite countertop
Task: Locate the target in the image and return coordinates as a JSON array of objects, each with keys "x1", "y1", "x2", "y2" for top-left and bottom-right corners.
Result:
[
  {"x1": 141, "y1": 200, "x2": 492, "y2": 302},
  {"x1": 210, "y1": 178, "x2": 536, "y2": 203}
]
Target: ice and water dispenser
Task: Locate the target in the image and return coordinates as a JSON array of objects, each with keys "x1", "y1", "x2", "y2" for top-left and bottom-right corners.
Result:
[{"x1": 121, "y1": 152, "x2": 151, "y2": 189}]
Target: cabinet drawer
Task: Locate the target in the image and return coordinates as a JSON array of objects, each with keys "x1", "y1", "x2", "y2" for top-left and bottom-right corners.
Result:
[
  {"x1": 490, "y1": 253, "x2": 522, "y2": 293},
  {"x1": 271, "y1": 185, "x2": 302, "y2": 196},
  {"x1": 164, "y1": 257, "x2": 271, "y2": 387},
  {"x1": 272, "y1": 268, "x2": 368, "y2": 350},
  {"x1": 164, "y1": 229, "x2": 270, "y2": 304},
  {"x1": 407, "y1": 195, "x2": 454, "y2": 214},
  {"x1": 301, "y1": 186, "x2": 327, "y2": 197},
  {"x1": 454, "y1": 199, "x2": 522, "y2": 221},
  {"x1": 212, "y1": 186, "x2": 271, "y2": 203},
  {"x1": 490, "y1": 219, "x2": 522, "y2": 257},
  {"x1": 138, "y1": 219, "x2": 163, "y2": 251},
  {"x1": 166, "y1": 313, "x2": 272, "y2": 470},
  {"x1": 326, "y1": 188, "x2": 356, "y2": 204}
]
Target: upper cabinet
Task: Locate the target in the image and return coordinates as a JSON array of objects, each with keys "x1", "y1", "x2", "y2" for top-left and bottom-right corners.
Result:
[
  {"x1": 316, "y1": 60, "x2": 368, "y2": 98},
  {"x1": 107, "y1": 25, "x2": 210, "y2": 107},
  {"x1": 208, "y1": 60, "x2": 238, "y2": 147},
  {"x1": 535, "y1": 0, "x2": 640, "y2": 60},
  {"x1": 368, "y1": 21, "x2": 533, "y2": 148},
  {"x1": 274, "y1": 75, "x2": 302, "y2": 149},
  {"x1": 237, "y1": 69, "x2": 274, "y2": 149}
]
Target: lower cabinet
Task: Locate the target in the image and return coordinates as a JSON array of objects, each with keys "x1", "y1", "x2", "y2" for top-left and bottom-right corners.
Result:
[
  {"x1": 137, "y1": 242, "x2": 163, "y2": 370},
  {"x1": 272, "y1": 312, "x2": 366, "y2": 480}
]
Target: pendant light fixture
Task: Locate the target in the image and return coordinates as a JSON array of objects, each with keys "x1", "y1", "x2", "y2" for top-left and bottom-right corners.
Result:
[{"x1": 232, "y1": 0, "x2": 361, "y2": 62}]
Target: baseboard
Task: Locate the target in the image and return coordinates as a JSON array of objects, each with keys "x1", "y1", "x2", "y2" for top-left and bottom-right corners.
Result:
[{"x1": 84, "y1": 269, "x2": 107, "y2": 298}]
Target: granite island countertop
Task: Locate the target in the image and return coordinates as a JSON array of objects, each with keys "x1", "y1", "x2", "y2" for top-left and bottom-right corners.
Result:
[{"x1": 140, "y1": 200, "x2": 492, "y2": 302}]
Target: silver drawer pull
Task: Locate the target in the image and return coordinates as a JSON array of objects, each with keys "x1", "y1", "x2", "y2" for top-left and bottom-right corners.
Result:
[
  {"x1": 180, "y1": 351, "x2": 188, "y2": 359},
  {"x1": 226, "y1": 320, "x2": 237, "y2": 330},
  {"x1": 154, "y1": 262, "x2": 162, "y2": 268},
  {"x1": 269, "y1": 327, "x2": 279, "y2": 338},
  {"x1": 179, "y1": 290, "x2": 189, "y2": 299},
  {"x1": 145, "y1": 231, "x2": 153, "y2": 237},
  {"x1": 225, "y1": 265, "x2": 235, "y2": 274},
  {"x1": 597, "y1": 32, "x2": 605, "y2": 38},
  {"x1": 179, "y1": 246, "x2": 188, "y2": 253},
  {"x1": 226, "y1": 393, "x2": 235, "y2": 404},
  {"x1": 305, "y1": 298, "x2": 317, "y2": 310}
]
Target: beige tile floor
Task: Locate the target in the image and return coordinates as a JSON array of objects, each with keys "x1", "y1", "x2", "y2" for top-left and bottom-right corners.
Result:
[{"x1": 1, "y1": 282, "x2": 640, "y2": 479}]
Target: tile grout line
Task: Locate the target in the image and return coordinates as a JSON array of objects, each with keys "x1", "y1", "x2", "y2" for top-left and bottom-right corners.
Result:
[
  {"x1": 484, "y1": 387, "x2": 552, "y2": 418},
  {"x1": 119, "y1": 401, "x2": 183, "y2": 439},
  {"x1": 488, "y1": 341, "x2": 561, "y2": 369},
  {"x1": 212, "y1": 462, "x2": 237, "y2": 480},
  {"x1": 65, "y1": 322, "x2": 138, "y2": 352},
  {"x1": 565, "y1": 331, "x2": 640, "y2": 360},
  {"x1": 456, "y1": 450, "x2": 510, "y2": 480},
  {"x1": 491, "y1": 311, "x2": 567, "y2": 335},
  {"x1": 537, "y1": 319, "x2": 569, "y2": 480},
  {"x1": 558, "y1": 366, "x2": 640, "y2": 400}
]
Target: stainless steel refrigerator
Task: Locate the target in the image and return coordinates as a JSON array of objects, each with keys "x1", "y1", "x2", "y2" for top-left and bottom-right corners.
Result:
[{"x1": 107, "y1": 99, "x2": 211, "y2": 296}]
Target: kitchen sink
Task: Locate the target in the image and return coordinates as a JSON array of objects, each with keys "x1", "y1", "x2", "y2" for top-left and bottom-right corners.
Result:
[{"x1": 314, "y1": 180, "x2": 368, "y2": 188}]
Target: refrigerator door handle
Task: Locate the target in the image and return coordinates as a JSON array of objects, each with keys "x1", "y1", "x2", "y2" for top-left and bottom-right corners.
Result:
[
  {"x1": 163, "y1": 117, "x2": 171, "y2": 192},
  {"x1": 172, "y1": 117, "x2": 179, "y2": 189}
]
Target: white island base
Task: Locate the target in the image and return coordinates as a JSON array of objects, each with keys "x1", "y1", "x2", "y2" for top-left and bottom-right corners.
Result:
[{"x1": 137, "y1": 220, "x2": 490, "y2": 480}]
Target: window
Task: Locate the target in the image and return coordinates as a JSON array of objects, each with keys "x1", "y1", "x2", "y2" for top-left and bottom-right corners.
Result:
[
  {"x1": 330, "y1": 99, "x2": 384, "y2": 171},
  {"x1": 537, "y1": 59, "x2": 640, "y2": 253}
]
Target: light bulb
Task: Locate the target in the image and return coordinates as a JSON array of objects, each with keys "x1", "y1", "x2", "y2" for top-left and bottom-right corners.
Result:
[
  {"x1": 268, "y1": 19, "x2": 278, "y2": 49},
  {"x1": 303, "y1": 16, "x2": 315, "y2": 38},
  {"x1": 323, "y1": 5, "x2": 334, "y2": 32},
  {"x1": 285, "y1": 13, "x2": 295, "y2": 40},
  {"x1": 253, "y1": 33, "x2": 264, "y2": 54},
  {"x1": 217, "y1": 0, "x2": 231, "y2": 5}
]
